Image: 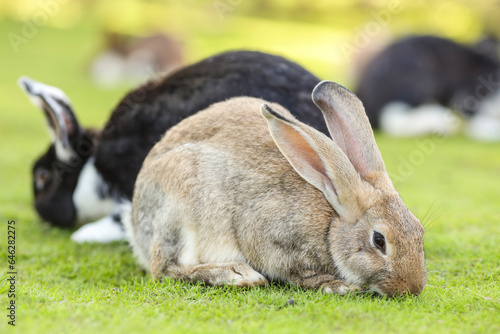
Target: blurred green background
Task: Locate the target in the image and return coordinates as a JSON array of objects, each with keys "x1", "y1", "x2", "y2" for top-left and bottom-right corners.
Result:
[
  {"x1": 2, "y1": 0, "x2": 500, "y2": 198},
  {"x1": 1, "y1": 2, "x2": 500, "y2": 333},
  {"x1": 3, "y1": 0, "x2": 500, "y2": 118},
  {"x1": 3, "y1": 0, "x2": 500, "y2": 131},
  {"x1": 3, "y1": 0, "x2": 500, "y2": 88}
]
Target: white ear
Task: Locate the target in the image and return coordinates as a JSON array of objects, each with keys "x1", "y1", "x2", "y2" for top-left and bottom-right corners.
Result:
[
  {"x1": 261, "y1": 104, "x2": 370, "y2": 222},
  {"x1": 18, "y1": 76, "x2": 82, "y2": 162}
]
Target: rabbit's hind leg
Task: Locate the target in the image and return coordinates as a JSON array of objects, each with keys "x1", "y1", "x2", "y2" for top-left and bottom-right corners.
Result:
[
  {"x1": 149, "y1": 238, "x2": 267, "y2": 287},
  {"x1": 187, "y1": 262, "x2": 268, "y2": 287},
  {"x1": 152, "y1": 260, "x2": 268, "y2": 287}
]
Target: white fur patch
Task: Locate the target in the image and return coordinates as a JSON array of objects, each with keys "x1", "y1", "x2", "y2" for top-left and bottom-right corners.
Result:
[
  {"x1": 336, "y1": 285, "x2": 349, "y2": 295},
  {"x1": 142, "y1": 191, "x2": 247, "y2": 268},
  {"x1": 18, "y1": 76, "x2": 76, "y2": 163},
  {"x1": 121, "y1": 201, "x2": 133, "y2": 242},
  {"x1": 90, "y1": 52, "x2": 125, "y2": 87},
  {"x1": 380, "y1": 102, "x2": 461, "y2": 137},
  {"x1": 478, "y1": 88, "x2": 500, "y2": 118},
  {"x1": 54, "y1": 140, "x2": 75, "y2": 164},
  {"x1": 125, "y1": 49, "x2": 156, "y2": 80},
  {"x1": 331, "y1": 253, "x2": 364, "y2": 286},
  {"x1": 18, "y1": 76, "x2": 71, "y2": 107},
  {"x1": 466, "y1": 113, "x2": 500, "y2": 141},
  {"x1": 121, "y1": 201, "x2": 152, "y2": 269},
  {"x1": 71, "y1": 215, "x2": 125, "y2": 243},
  {"x1": 469, "y1": 90, "x2": 500, "y2": 141},
  {"x1": 178, "y1": 227, "x2": 200, "y2": 266},
  {"x1": 73, "y1": 159, "x2": 115, "y2": 223},
  {"x1": 177, "y1": 217, "x2": 247, "y2": 267},
  {"x1": 369, "y1": 284, "x2": 386, "y2": 296},
  {"x1": 197, "y1": 235, "x2": 247, "y2": 265}
]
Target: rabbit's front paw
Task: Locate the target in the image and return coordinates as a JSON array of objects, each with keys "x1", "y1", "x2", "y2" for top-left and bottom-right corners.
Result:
[
  {"x1": 189, "y1": 262, "x2": 268, "y2": 287},
  {"x1": 321, "y1": 281, "x2": 362, "y2": 295},
  {"x1": 71, "y1": 216, "x2": 125, "y2": 243}
]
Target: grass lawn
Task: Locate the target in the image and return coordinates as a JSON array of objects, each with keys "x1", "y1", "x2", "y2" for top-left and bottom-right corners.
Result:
[{"x1": 1, "y1": 15, "x2": 500, "y2": 334}]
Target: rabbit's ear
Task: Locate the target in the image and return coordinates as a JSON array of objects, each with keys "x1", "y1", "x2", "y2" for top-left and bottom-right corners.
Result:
[
  {"x1": 312, "y1": 81, "x2": 387, "y2": 182},
  {"x1": 18, "y1": 76, "x2": 82, "y2": 162},
  {"x1": 262, "y1": 104, "x2": 372, "y2": 221}
]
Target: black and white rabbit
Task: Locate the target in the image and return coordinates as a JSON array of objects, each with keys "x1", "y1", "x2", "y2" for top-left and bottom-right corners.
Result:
[
  {"x1": 356, "y1": 35, "x2": 500, "y2": 140},
  {"x1": 19, "y1": 50, "x2": 325, "y2": 243}
]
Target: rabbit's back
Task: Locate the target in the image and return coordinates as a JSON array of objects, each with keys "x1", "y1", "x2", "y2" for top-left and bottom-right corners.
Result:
[
  {"x1": 131, "y1": 97, "x2": 337, "y2": 280},
  {"x1": 95, "y1": 51, "x2": 323, "y2": 200}
]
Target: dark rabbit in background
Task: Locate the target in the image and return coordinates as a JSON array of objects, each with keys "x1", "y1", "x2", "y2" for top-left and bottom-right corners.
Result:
[
  {"x1": 19, "y1": 51, "x2": 325, "y2": 243},
  {"x1": 356, "y1": 35, "x2": 500, "y2": 141}
]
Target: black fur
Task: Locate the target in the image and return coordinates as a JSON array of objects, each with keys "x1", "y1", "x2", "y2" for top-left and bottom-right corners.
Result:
[
  {"x1": 356, "y1": 35, "x2": 500, "y2": 128},
  {"x1": 32, "y1": 130, "x2": 97, "y2": 228},
  {"x1": 94, "y1": 50, "x2": 324, "y2": 200},
  {"x1": 31, "y1": 51, "x2": 324, "y2": 227}
]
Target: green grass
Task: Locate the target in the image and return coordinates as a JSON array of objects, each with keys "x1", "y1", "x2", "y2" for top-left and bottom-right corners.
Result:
[{"x1": 1, "y1": 13, "x2": 500, "y2": 334}]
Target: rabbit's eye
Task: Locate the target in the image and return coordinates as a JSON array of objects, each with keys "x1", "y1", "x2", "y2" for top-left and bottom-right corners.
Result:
[
  {"x1": 35, "y1": 167, "x2": 52, "y2": 190},
  {"x1": 373, "y1": 231, "x2": 386, "y2": 254}
]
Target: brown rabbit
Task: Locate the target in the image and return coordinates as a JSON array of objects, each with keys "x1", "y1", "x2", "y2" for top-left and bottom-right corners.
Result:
[{"x1": 125, "y1": 81, "x2": 426, "y2": 297}]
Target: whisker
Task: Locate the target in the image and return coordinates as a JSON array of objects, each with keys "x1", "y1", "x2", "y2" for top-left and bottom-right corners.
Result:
[
  {"x1": 420, "y1": 200, "x2": 436, "y2": 226},
  {"x1": 418, "y1": 200, "x2": 445, "y2": 231},
  {"x1": 423, "y1": 207, "x2": 447, "y2": 231}
]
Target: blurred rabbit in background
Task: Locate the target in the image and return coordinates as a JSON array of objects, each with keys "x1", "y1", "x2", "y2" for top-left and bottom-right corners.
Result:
[
  {"x1": 89, "y1": 31, "x2": 184, "y2": 87},
  {"x1": 356, "y1": 35, "x2": 500, "y2": 141}
]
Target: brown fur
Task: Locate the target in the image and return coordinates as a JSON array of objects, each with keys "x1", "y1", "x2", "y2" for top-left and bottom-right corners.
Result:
[{"x1": 126, "y1": 81, "x2": 426, "y2": 297}]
